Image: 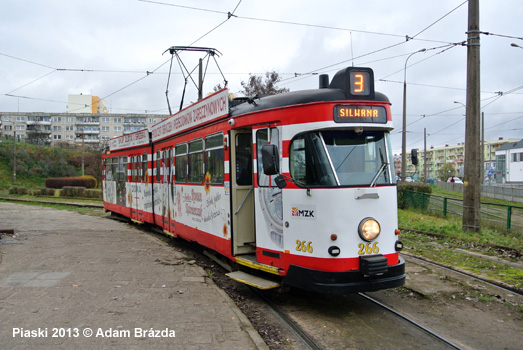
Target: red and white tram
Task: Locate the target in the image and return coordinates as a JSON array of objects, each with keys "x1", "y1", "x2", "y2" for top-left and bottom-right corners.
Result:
[{"x1": 102, "y1": 67, "x2": 405, "y2": 294}]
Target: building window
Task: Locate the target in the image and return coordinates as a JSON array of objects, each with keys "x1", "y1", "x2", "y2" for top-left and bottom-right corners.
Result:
[
  {"x1": 101, "y1": 117, "x2": 110, "y2": 123},
  {"x1": 66, "y1": 117, "x2": 74, "y2": 123},
  {"x1": 53, "y1": 126, "x2": 62, "y2": 131},
  {"x1": 66, "y1": 125, "x2": 74, "y2": 131},
  {"x1": 4, "y1": 125, "x2": 12, "y2": 131},
  {"x1": 102, "y1": 126, "x2": 110, "y2": 132},
  {"x1": 53, "y1": 135, "x2": 62, "y2": 140},
  {"x1": 16, "y1": 116, "x2": 25, "y2": 122},
  {"x1": 149, "y1": 118, "x2": 157, "y2": 124},
  {"x1": 3, "y1": 116, "x2": 12, "y2": 122},
  {"x1": 53, "y1": 117, "x2": 61, "y2": 122},
  {"x1": 114, "y1": 126, "x2": 121, "y2": 132},
  {"x1": 114, "y1": 118, "x2": 122, "y2": 123},
  {"x1": 16, "y1": 125, "x2": 25, "y2": 131}
]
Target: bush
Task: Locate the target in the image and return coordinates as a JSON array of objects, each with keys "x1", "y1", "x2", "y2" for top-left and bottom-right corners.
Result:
[
  {"x1": 85, "y1": 189, "x2": 103, "y2": 199},
  {"x1": 36, "y1": 188, "x2": 56, "y2": 196},
  {"x1": 45, "y1": 176, "x2": 97, "y2": 189},
  {"x1": 397, "y1": 182, "x2": 432, "y2": 209},
  {"x1": 8, "y1": 187, "x2": 32, "y2": 195},
  {"x1": 60, "y1": 186, "x2": 86, "y2": 198}
]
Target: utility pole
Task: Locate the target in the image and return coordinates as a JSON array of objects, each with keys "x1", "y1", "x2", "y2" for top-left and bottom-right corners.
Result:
[
  {"x1": 424, "y1": 128, "x2": 428, "y2": 181},
  {"x1": 479, "y1": 112, "x2": 490, "y2": 186},
  {"x1": 463, "y1": 0, "x2": 481, "y2": 232},
  {"x1": 12, "y1": 128, "x2": 17, "y2": 184},
  {"x1": 81, "y1": 135, "x2": 85, "y2": 177},
  {"x1": 198, "y1": 58, "x2": 203, "y2": 101}
]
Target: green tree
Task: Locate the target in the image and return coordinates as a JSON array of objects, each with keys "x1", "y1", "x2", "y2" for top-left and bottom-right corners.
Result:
[
  {"x1": 240, "y1": 71, "x2": 290, "y2": 96},
  {"x1": 437, "y1": 163, "x2": 456, "y2": 181}
]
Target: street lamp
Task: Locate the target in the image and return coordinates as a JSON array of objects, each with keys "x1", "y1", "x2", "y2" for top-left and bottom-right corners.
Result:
[
  {"x1": 401, "y1": 48, "x2": 426, "y2": 182},
  {"x1": 511, "y1": 43, "x2": 523, "y2": 49},
  {"x1": 454, "y1": 101, "x2": 466, "y2": 110}
]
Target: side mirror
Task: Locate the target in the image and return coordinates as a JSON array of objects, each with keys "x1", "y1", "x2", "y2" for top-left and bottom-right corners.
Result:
[
  {"x1": 274, "y1": 175, "x2": 287, "y2": 189},
  {"x1": 261, "y1": 144, "x2": 279, "y2": 175}
]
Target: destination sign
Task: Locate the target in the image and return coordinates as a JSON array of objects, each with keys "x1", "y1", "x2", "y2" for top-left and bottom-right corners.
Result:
[{"x1": 333, "y1": 105, "x2": 387, "y2": 124}]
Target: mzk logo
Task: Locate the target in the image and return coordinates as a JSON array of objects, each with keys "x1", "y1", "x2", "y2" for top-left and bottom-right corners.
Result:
[{"x1": 291, "y1": 206, "x2": 315, "y2": 218}]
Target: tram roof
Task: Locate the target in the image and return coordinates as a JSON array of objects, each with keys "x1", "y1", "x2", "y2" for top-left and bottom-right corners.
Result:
[{"x1": 230, "y1": 88, "x2": 390, "y2": 117}]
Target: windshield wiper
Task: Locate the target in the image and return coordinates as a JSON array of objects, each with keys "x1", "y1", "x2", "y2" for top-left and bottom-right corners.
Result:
[{"x1": 370, "y1": 149, "x2": 388, "y2": 187}]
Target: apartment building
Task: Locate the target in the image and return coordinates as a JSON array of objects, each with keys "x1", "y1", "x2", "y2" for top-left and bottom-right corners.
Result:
[
  {"x1": 67, "y1": 94, "x2": 109, "y2": 114},
  {"x1": 0, "y1": 112, "x2": 168, "y2": 148},
  {"x1": 395, "y1": 138, "x2": 521, "y2": 181}
]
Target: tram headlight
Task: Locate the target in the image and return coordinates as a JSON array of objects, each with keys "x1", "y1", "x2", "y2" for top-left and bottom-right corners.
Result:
[{"x1": 358, "y1": 218, "x2": 381, "y2": 241}]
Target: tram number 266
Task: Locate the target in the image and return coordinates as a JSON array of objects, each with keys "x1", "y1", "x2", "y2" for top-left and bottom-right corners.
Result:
[
  {"x1": 296, "y1": 240, "x2": 313, "y2": 254},
  {"x1": 358, "y1": 242, "x2": 379, "y2": 255}
]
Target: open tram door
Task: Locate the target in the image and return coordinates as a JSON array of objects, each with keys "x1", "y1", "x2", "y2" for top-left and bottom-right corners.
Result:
[{"x1": 230, "y1": 129, "x2": 255, "y2": 255}]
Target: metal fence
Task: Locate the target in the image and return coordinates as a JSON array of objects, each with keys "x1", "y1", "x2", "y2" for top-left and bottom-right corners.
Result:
[
  {"x1": 402, "y1": 191, "x2": 523, "y2": 233},
  {"x1": 435, "y1": 182, "x2": 523, "y2": 204}
]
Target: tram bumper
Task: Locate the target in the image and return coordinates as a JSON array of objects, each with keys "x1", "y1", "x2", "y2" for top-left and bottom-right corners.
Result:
[{"x1": 284, "y1": 256, "x2": 405, "y2": 294}]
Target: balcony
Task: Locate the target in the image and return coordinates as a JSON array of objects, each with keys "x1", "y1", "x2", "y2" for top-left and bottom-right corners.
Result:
[
  {"x1": 123, "y1": 119, "x2": 146, "y2": 125},
  {"x1": 75, "y1": 138, "x2": 100, "y2": 143},
  {"x1": 76, "y1": 129, "x2": 100, "y2": 135},
  {"x1": 75, "y1": 119, "x2": 100, "y2": 126},
  {"x1": 27, "y1": 120, "x2": 51, "y2": 126},
  {"x1": 26, "y1": 129, "x2": 52, "y2": 135}
]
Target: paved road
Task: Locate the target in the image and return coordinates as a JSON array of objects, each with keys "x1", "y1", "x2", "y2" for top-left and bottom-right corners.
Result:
[{"x1": 0, "y1": 202, "x2": 267, "y2": 349}]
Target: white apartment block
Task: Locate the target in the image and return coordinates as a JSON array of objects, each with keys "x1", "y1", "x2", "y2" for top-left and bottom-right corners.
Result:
[
  {"x1": 0, "y1": 112, "x2": 168, "y2": 149},
  {"x1": 394, "y1": 138, "x2": 521, "y2": 182}
]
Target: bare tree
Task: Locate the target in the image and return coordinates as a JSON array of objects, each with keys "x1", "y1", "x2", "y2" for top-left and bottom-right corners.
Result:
[{"x1": 240, "y1": 71, "x2": 289, "y2": 96}]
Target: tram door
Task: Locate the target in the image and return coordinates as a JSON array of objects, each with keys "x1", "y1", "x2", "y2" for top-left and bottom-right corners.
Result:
[{"x1": 230, "y1": 130, "x2": 255, "y2": 255}]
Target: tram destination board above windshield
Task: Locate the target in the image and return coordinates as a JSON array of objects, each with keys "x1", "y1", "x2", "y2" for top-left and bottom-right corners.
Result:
[{"x1": 333, "y1": 105, "x2": 387, "y2": 124}]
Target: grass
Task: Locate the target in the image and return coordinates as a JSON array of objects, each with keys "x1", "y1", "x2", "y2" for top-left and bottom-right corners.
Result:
[
  {"x1": 399, "y1": 208, "x2": 522, "y2": 291},
  {"x1": 398, "y1": 210, "x2": 522, "y2": 249}
]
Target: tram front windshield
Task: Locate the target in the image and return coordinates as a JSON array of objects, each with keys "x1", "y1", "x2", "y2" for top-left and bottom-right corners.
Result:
[{"x1": 289, "y1": 131, "x2": 394, "y2": 187}]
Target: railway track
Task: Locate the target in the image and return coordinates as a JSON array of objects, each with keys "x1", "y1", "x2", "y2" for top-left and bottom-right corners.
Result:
[{"x1": 249, "y1": 286, "x2": 467, "y2": 350}]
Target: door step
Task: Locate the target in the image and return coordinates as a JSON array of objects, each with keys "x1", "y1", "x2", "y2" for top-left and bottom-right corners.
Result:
[
  {"x1": 226, "y1": 271, "x2": 280, "y2": 290},
  {"x1": 235, "y1": 255, "x2": 281, "y2": 275}
]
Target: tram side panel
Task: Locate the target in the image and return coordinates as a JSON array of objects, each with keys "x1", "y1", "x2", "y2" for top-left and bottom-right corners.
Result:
[{"x1": 153, "y1": 129, "x2": 233, "y2": 258}]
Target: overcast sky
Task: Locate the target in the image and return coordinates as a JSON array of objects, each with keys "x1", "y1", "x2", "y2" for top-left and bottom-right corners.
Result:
[{"x1": 1, "y1": 0, "x2": 522, "y2": 153}]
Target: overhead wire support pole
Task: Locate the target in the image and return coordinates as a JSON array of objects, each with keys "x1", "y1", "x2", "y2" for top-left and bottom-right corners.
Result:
[{"x1": 463, "y1": 0, "x2": 481, "y2": 232}]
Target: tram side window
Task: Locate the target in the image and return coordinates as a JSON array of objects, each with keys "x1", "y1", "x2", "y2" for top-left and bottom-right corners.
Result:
[
  {"x1": 111, "y1": 157, "x2": 118, "y2": 182},
  {"x1": 137, "y1": 155, "x2": 142, "y2": 182},
  {"x1": 188, "y1": 139, "x2": 204, "y2": 184},
  {"x1": 133, "y1": 157, "x2": 136, "y2": 182},
  {"x1": 236, "y1": 133, "x2": 252, "y2": 186},
  {"x1": 205, "y1": 133, "x2": 224, "y2": 185},
  {"x1": 156, "y1": 150, "x2": 161, "y2": 182},
  {"x1": 142, "y1": 153, "x2": 148, "y2": 182},
  {"x1": 256, "y1": 128, "x2": 279, "y2": 187},
  {"x1": 105, "y1": 158, "x2": 113, "y2": 181},
  {"x1": 118, "y1": 156, "x2": 127, "y2": 182},
  {"x1": 163, "y1": 150, "x2": 171, "y2": 183},
  {"x1": 175, "y1": 144, "x2": 187, "y2": 183}
]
